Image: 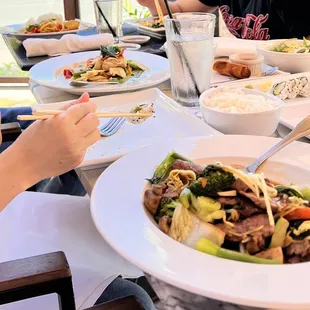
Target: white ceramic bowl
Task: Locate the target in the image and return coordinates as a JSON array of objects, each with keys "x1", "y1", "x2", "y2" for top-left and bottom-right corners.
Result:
[
  {"x1": 199, "y1": 87, "x2": 284, "y2": 136},
  {"x1": 257, "y1": 39, "x2": 310, "y2": 73}
]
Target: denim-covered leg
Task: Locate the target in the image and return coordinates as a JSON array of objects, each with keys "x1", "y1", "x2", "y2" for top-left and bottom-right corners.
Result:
[
  {"x1": 42, "y1": 170, "x2": 86, "y2": 196},
  {"x1": 95, "y1": 277, "x2": 156, "y2": 310}
]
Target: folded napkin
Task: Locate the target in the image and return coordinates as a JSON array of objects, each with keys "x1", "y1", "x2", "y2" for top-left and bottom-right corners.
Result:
[
  {"x1": 160, "y1": 37, "x2": 258, "y2": 58},
  {"x1": 23, "y1": 33, "x2": 114, "y2": 57},
  {"x1": 214, "y1": 37, "x2": 259, "y2": 57}
]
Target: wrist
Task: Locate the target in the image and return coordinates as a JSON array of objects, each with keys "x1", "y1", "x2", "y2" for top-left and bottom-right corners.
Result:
[{"x1": 0, "y1": 145, "x2": 40, "y2": 192}]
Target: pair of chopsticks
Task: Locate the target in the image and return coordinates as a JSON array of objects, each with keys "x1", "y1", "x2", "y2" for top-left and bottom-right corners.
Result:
[
  {"x1": 17, "y1": 110, "x2": 153, "y2": 121},
  {"x1": 154, "y1": 0, "x2": 164, "y2": 24}
]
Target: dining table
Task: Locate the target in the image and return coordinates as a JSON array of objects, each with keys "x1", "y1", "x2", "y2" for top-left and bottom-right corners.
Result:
[
  {"x1": 3, "y1": 23, "x2": 306, "y2": 310},
  {"x1": 28, "y1": 79, "x2": 303, "y2": 310}
]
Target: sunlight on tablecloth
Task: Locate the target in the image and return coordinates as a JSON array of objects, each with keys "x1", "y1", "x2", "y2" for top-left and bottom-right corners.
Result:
[{"x1": 0, "y1": 89, "x2": 36, "y2": 107}]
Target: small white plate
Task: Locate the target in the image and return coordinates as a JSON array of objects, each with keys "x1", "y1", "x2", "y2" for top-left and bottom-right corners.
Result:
[
  {"x1": 29, "y1": 50, "x2": 170, "y2": 95},
  {"x1": 120, "y1": 35, "x2": 151, "y2": 45},
  {"x1": 112, "y1": 42, "x2": 141, "y2": 51},
  {"x1": 91, "y1": 135, "x2": 310, "y2": 309},
  {"x1": 36, "y1": 88, "x2": 219, "y2": 168}
]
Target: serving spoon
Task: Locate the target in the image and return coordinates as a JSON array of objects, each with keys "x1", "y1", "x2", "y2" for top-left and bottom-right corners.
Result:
[{"x1": 245, "y1": 115, "x2": 310, "y2": 174}]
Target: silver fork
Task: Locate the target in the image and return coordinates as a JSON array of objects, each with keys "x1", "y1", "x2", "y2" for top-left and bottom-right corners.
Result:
[
  {"x1": 100, "y1": 117, "x2": 126, "y2": 137},
  {"x1": 245, "y1": 115, "x2": 310, "y2": 174}
]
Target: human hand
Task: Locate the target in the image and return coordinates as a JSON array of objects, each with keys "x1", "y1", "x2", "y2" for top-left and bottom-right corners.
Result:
[
  {"x1": 8, "y1": 93, "x2": 100, "y2": 185},
  {"x1": 136, "y1": 0, "x2": 154, "y2": 6}
]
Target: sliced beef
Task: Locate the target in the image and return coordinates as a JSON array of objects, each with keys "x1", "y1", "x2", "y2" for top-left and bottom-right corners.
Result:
[
  {"x1": 163, "y1": 186, "x2": 182, "y2": 199},
  {"x1": 286, "y1": 240, "x2": 310, "y2": 258},
  {"x1": 158, "y1": 216, "x2": 171, "y2": 234},
  {"x1": 287, "y1": 255, "x2": 310, "y2": 264},
  {"x1": 238, "y1": 199, "x2": 263, "y2": 217},
  {"x1": 170, "y1": 159, "x2": 204, "y2": 176},
  {"x1": 239, "y1": 191, "x2": 279, "y2": 213},
  {"x1": 217, "y1": 196, "x2": 263, "y2": 218},
  {"x1": 216, "y1": 214, "x2": 274, "y2": 254},
  {"x1": 217, "y1": 197, "x2": 239, "y2": 206},
  {"x1": 246, "y1": 235, "x2": 266, "y2": 254},
  {"x1": 152, "y1": 183, "x2": 167, "y2": 196},
  {"x1": 144, "y1": 189, "x2": 162, "y2": 215},
  {"x1": 231, "y1": 178, "x2": 249, "y2": 192}
]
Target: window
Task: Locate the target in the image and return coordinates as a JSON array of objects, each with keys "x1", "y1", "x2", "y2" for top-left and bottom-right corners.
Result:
[{"x1": 0, "y1": 0, "x2": 64, "y2": 79}]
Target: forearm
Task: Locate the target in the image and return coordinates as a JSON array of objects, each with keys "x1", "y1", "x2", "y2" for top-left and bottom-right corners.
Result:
[
  {"x1": 0, "y1": 146, "x2": 36, "y2": 211},
  {"x1": 148, "y1": 0, "x2": 217, "y2": 15}
]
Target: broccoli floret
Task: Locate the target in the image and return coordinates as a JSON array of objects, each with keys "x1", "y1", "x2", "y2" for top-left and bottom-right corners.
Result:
[
  {"x1": 154, "y1": 197, "x2": 180, "y2": 222},
  {"x1": 188, "y1": 165, "x2": 235, "y2": 197}
]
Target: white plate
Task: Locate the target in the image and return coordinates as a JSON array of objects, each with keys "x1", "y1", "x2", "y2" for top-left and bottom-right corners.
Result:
[
  {"x1": 280, "y1": 102, "x2": 310, "y2": 135},
  {"x1": 38, "y1": 88, "x2": 219, "y2": 168},
  {"x1": 120, "y1": 35, "x2": 151, "y2": 44},
  {"x1": 222, "y1": 72, "x2": 310, "y2": 105},
  {"x1": 91, "y1": 135, "x2": 310, "y2": 309},
  {"x1": 112, "y1": 42, "x2": 141, "y2": 51},
  {"x1": 125, "y1": 18, "x2": 165, "y2": 33},
  {"x1": 29, "y1": 51, "x2": 170, "y2": 95},
  {"x1": 11, "y1": 22, "x2": 94, "y2": 41}
]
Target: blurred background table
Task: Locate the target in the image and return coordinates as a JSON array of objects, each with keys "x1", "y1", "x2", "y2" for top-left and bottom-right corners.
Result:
[{"x1": 2, "y1": 23, "x2": 166, "y2": 71}]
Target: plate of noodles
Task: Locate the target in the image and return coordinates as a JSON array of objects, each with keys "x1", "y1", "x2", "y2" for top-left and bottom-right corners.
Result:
[
  {"x1": 91, "y1": 135, "x2": 310, "y2": 309},
  {"x1": 12, "y1": 13, "x2": 94, "y2": 41},
  {"x1": 29, "y1": 48, "x2": 170, "y2": 95}
]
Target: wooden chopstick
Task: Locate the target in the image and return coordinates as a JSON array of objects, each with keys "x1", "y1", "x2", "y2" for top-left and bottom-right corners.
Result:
[
  {"x1": 154, "y1": 0, "x2": 164, "y2": 23},
  {"x1": 17, "y1": 111, "x2": 153, "y2": 121}
]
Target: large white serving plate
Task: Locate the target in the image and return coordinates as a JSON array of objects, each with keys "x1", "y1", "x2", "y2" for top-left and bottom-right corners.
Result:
[
  {"x1": 29, "y1": 51, "x2": 170, "y2": 95},
  {"x1": 91, "y1": 135, "x2": 310, "y2": 309},
  {"x1": 37, "y1": 88, "x2": 218, "y2": 168}
]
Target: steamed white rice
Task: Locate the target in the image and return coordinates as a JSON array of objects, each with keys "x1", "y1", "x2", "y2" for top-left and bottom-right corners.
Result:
[{"x1": 204, "y1": 87, "x2": 280, "y2": 113}]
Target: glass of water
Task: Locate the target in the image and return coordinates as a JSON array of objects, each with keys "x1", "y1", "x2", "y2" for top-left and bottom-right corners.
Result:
[
  {"x1": 165, "y1": 13, "x2": 216, "y2": 107},
  {"x1": 93, "y1": 0, "x2": 123, "y2": 41}
]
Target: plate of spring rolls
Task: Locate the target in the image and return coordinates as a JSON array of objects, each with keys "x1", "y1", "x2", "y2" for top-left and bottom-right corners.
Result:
[{"x1": 91, "y1": 135, "x2": 310, "y2": 309}]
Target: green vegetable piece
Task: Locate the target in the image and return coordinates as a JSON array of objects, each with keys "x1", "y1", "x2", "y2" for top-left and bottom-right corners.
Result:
[
  {"x1": 155, "y1": 197, "x2": 181, "y2": 221},
  {"x1": 190, "y1": 194, "x2": 223, "y2": 223},
  {"x1": 269, "y1": 217, "x2": 289, "y2": 248},
  {"x1": 100, "y1": 45, "x2": 121, "y2": 58},
  {"x1": 275, "y1": 185, "x2": 304, "y2": 199},
  {"x1": 300, "y1": 187, "x2": 310, "y2": 201},
  {"x1": 196, "y1": 238, "x2": 282, "y2": 264},
  {"x1": 127, "y1": 60, "x2": 146, "y2": 71},
  {"x1": 148, "y1": 150, "x2": 194, "y2": 184},
  {"x1": 179, "y1": 188, "x2": 192, "y2": 209},
  {"x1": 189, "y1": 165, "x2": 235, "y2": 197},
  {"x1": 245, "y1": 85, "x2": 254, "y2": 89},
  {"x1": 73, "y1": 70, "x2": 87, "y2": 78}
]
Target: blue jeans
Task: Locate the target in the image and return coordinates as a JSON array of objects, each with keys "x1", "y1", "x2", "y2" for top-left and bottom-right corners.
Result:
[
  {"x1": 96, "y1": 277, "x2": 156, "y2": 310},
  {"x1": 0, "y1": 107, "x2": 86, "y2": 196}
]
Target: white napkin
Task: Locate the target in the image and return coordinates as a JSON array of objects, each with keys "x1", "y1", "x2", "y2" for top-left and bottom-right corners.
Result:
[
  {"x1": 214, "y1": 37, "x2": 259, "y2": 57},
  {"x1": 23, "y1": 33, "x2": 114, "y2": 57}
]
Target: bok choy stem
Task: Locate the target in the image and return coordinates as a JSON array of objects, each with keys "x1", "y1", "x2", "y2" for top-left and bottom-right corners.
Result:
[{"x1": 196, "y1": 238, "x2": 282, "y2": 265}]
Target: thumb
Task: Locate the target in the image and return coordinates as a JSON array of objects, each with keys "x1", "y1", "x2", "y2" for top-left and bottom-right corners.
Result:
[{"x1": 76, "y1": 92, "x2": 90, "y2": 104}]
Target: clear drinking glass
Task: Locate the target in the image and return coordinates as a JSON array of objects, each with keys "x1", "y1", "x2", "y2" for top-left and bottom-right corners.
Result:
[
  {"x1": 165, "y1": 13, "x2": 216, "y2": 107},
  {"x1": 93, "y1": 0, "x2": 123, "y2": 41}
]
